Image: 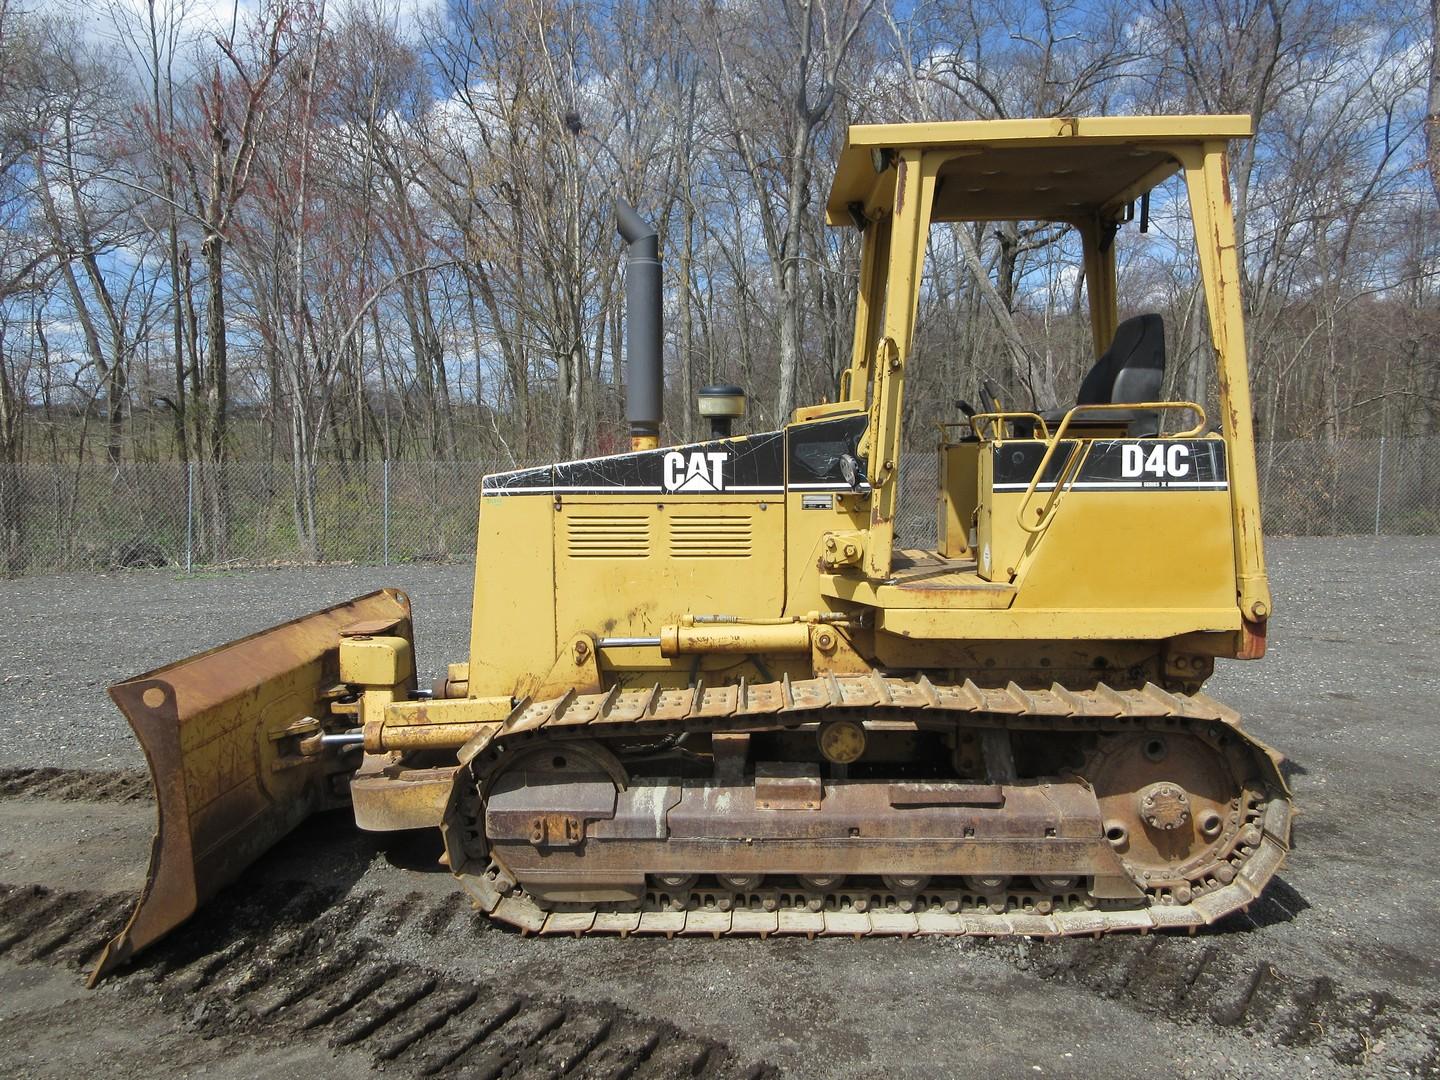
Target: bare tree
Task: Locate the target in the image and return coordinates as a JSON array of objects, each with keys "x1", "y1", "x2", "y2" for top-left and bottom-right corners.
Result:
[
  {"x1": 170, "y1": 4, "x2": 296, "y2": 550},
  {"x1": 1428, "y1": 0, "x2": 1440, "y2": 207},
  {"x1": 698, "y1": 0, "x2": 877, "y2": 422},
  {"x1": 0, "y1": 0, "x2": 1433, "y2": 524}
]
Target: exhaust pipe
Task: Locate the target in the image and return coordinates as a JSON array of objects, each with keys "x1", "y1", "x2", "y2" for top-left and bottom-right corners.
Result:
[{"x1": 616, "y1": 199, "x2": 662, "y2": 451}]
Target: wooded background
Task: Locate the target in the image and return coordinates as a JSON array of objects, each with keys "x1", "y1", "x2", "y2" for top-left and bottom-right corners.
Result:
[{"x1": 0, "y1": 0, "x2": 1435, "y2": 564}]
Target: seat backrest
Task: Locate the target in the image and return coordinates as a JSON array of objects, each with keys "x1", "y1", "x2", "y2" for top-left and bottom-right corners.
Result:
[{"x1": 1075, "y1": 313, "x2": 1165, "y2": 406}]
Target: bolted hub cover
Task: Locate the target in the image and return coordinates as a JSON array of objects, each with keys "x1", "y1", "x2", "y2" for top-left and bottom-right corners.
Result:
[{"x1": 1136, "y1": 781, "x2": 1191, "y2": 831}]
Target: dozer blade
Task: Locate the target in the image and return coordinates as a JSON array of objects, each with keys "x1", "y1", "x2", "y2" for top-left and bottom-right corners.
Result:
[{"x1": 89, "y1": 589, "x2": 413, "y2": 985}]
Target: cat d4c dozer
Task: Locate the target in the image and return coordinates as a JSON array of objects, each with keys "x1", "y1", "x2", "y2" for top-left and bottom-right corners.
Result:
[{"x1": 93, "y1": 115, "x2": 1291, "y2": 982}]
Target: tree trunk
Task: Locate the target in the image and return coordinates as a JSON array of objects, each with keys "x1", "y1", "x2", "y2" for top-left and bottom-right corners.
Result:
[
  {"x1": 202, "y1": 223, "x2": 228, "y2": 557},
  {"x1": 1428, "y1": 0, "x2": 1440, "y2": 208}
]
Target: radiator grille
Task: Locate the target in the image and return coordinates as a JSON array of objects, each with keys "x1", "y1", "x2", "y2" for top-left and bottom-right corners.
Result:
[
  {"x1": 668, "y1": 515, "x2": 752, "y2": 559},
  {"x1": 565, "y1": 515, "x2": 650, "y2": 559}
]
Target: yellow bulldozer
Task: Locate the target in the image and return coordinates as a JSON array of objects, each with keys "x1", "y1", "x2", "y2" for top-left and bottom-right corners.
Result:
[{"x1": 92, "y1": 115, "x2": 1292, "y2": 982}]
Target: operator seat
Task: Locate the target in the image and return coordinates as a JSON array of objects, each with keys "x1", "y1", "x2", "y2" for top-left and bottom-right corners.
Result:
[
  {"x1": 1074, "y1": 313, "x2": 1166, "y2": 431},
  {"x1": 1009, "y1": 313, "x2": 1167, "y2": 437},
  {"x1": 987, "y1": 314, "x2": 1168, "y2": 437}
]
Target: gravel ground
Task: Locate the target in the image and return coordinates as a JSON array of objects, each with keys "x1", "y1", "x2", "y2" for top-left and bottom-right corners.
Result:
[
  {"x1": 0, "y1": 563, "x2": 474, "y2": 770},
  {"x1": 1, "y1": 537, "x2": 1438, "y2": 1078}
]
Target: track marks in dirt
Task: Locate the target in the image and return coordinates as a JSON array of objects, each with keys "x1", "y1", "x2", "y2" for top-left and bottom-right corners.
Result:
[
  {"x1": 0, "y1": 880, "x2": 769, "y2": 1079},
  {"x1": 0, "y1": 779, "x2": 1425, "y2": 1073},
  {"x1": 0, "y1": 767, "x2": 151, "y2": 803},
  {"x1": 1003, "y1": 917, "x2": 1421, "y2": 1071},
  {"x1": 0, "y1": 883, "x2": 133, "y2": 970}
]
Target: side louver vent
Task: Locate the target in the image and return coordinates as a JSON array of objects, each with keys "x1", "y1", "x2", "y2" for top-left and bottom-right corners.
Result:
[
  {"x1": 669, "y1": 515, "x2": 752, "y2": 559},
  {"x1": 566, "y1": 515, "x2": 650, "y2": 559}
]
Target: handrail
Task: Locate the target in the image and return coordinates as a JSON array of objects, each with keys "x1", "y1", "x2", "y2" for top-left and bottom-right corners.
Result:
[
  {"x1": 933, "y1": 420, "x2": 966, "y2": 444},
  {"x1": 1014, "y1": 401, "x2": 1208, "y2": 535},
  {"x1": 969, "y1": 411, "x2": 1050, "y2": 442}
]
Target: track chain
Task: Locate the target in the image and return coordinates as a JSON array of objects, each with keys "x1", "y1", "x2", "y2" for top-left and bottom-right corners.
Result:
[{"x1": 450, "y1": 676, "x2": 1293, "y2": 940}]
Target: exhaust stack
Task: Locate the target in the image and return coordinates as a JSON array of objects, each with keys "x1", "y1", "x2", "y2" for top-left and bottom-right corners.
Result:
[{"x1": 616, "y1": 199, "x2": 662, "y2": 451}]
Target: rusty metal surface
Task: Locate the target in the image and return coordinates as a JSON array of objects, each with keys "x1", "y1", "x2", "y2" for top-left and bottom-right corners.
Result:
[
  {"x1": 444, "y1": 674, "x2": 1292, "y2": 941},
  {"x1": 752, "y1": 763, "x2": 822, "y2": 811},
  {"x1": 489, "y1": 777, "x2": 1116, "y2": 879},
  {"x1": 461, "y1": 673, "x2": 1251, "y2": 756},
  {"x1": 90, "y1": 589, "x2": 412, "y2": 984},
  {"x1": 351, "y1": 761, "x2": 456, "y2": 832}
]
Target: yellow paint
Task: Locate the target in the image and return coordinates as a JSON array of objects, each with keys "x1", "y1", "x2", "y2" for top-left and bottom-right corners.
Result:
[
  {"x1": 393, "y1": 114, "x2": 1270, "y2": 742},
  {"x1": 1176, "y1": 142, "x2": 1272, "y2": 622},
  {"x1": 937, "y1": 440, "x2": 979, "y2": 558},
  {"x1": 109, "y1": 119, "x2": 1278, "y2": 936},
  {"x1": 827, "y1": 114, "x2": 1253, "y2": 224},
  {"x1": 338, "y1": 636, "x2": 411, "y2": 687},
  {"x1": 1079, "y1": 217, "x2": 1118, "y2": 358},
  {"x1": 784, "y1": 488, "x2": 872, "y2": 615},
  {"x1": 859, "y1": 149, "x2": 939, "y2": 578},
  {"x1": 469, "y1": 494, "x2": 556, "y2": 699},
  {"x1": 661, "y1": 622, "x2": 811, "y2": 655},
  {"x1": 877, "y1": 607, "x2": 1241, "y2": 640},
  {"x1": 351, "y1": 761, "x2": 458, "y2": 831},
  {"x1": 553, "y1": 495, "x2": 784, "y2": 650}
]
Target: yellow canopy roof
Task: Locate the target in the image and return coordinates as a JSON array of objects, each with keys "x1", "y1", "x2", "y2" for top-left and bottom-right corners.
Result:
[{"x1": 825, "y1": 115, "x2": 1253, "y2": 225}]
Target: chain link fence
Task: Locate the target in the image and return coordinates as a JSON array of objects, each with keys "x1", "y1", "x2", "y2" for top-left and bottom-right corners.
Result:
[
  {"x1": 0, "y1": 459, "x2": 506, "y2": 576},
  {"x1": 1, "y1": 437, "x2": 1436, "y2": 576}
]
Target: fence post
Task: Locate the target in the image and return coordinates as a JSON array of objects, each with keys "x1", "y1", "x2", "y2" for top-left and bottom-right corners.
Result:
[
  {"x1": 185, "y1": 460, "x2": 195, "y2": 573},
  {"x1": 383, "y1": 459, "x2": 390, "y2": 567},
  {"x1": 1374, "y1": 435, "x2": 1385, "y2": 537}
]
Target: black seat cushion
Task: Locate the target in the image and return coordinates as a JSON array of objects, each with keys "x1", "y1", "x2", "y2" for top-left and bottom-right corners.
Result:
[
  {"x1": 1015, "y1": 314, "x2": 1167, "y2": 437},
  {"x1": 1076, "y1": 313, "x2": 1165, "y2": 407},
  {"x1": 1066, "y1": 314, "x2": 1166, "y2": 434}
]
